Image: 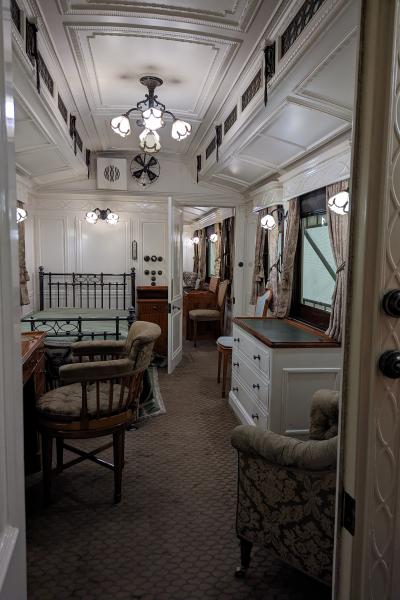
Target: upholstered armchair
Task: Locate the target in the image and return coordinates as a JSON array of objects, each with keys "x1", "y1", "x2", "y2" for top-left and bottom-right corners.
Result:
[
  {"x1": 70, "y1": 320, "x2": 158, "y2": 365},
  {"x1": 231, "y1": 389, "x2": 339, "y2": 586},
  {"x1": 36, "y1": 321, "x2": 161, "y2": 505}
]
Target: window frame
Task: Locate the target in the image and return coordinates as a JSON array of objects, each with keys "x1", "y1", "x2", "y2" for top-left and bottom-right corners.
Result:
[{"x1": 290, "y1": 187, "x2": 333, "y2": 330}]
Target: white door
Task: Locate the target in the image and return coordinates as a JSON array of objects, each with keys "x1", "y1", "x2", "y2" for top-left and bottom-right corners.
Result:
[
  {"x1": 0, "y1": 2, "x2": 27, "y2": 598},
  {"x1": 335, "y1": 1, "x2": 400, "y2": 598},
  {"x1": 167, "y1": 197, "x2": 183, "y2": 374}
]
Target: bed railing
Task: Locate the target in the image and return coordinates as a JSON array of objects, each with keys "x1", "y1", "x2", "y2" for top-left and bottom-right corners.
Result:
[
  {"x1": 22, "y1": 311, "x2": 136, "y2": 340},
  {"x1": 38, "y1": 267, "x2": 136, "y2": 311}
]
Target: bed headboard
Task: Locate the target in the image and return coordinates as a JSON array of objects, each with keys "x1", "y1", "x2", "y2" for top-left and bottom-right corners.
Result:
[{"x1": 38, "y1": 267, "x2": 136, "y2": 311}]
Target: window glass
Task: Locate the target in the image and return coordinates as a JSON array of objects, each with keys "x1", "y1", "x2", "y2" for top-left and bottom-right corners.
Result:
[
  {"x1": 207, "y1": 240, "x2": 216, "y2": 278},
  {"x1": 300, "y1": 214, "x2": 335, "y2": 312}
]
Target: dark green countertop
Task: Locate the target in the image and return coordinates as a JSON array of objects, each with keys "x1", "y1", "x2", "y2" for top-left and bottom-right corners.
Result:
[{"x1": 233, "y1": 318, "x2": 340, "y2": 348}]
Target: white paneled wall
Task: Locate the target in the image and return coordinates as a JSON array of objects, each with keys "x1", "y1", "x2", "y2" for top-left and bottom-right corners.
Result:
[
  {"x1": 25, "y1": 197, "x2": 169, "y2": 311},
  {"x1": 183, "y1": 225, "x2": 194, "y2": 273}
]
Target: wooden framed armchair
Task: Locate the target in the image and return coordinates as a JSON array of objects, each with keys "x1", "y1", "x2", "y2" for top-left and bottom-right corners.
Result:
[
  {"x1": 231, "y1": 389, "x2": 339, "y2": 585},
  {"x1": 189, "y1": 279, "x2": 229, "y2": 347},
  {"x1": 36, "y1": 321, "x2": 161, "y2": 505}
]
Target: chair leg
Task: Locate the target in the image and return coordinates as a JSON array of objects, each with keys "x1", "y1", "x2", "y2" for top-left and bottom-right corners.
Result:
[
  {"x1": 56, "y1": 438, "x2": 64, "y2": 472},
  {"x1": 235, "y1": 537, "x2": 253, "y2": 578},
  {"x1": 193, "y1": 320, "x2": 197, "y2": 347},
  {"x1": 217, "y1": 350, "x2": 222, "y2": 383},
  {"x1": 222, "y1": 351, "x2": 229, "y2": 398},
  {"x1": 113, "y1": 430, "x2": 125, "y2": 503},
  {"x1": 42, "y1": 433, "x2": 53, "y2": 507}
]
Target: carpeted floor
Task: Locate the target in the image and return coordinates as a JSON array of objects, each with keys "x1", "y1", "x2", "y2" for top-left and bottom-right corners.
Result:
[{"x1": 26, "y1": 341, "x2": 331, "y2": 600}]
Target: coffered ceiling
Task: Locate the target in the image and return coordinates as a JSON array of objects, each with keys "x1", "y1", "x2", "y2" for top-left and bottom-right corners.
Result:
[
  {"x1": 31, "y1": 0, "x2": 271, "y2": 157},
  {"x1": 13, "y1": 0, "x2": 360, "y2": 196}
]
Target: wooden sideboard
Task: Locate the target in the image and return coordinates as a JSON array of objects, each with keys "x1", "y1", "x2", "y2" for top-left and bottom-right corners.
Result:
[
  {"x1": 21, "y1": 332, "x2": 46, "y2": 474},
  {"x1": 183, "y1": 289, "x2": 217, "y2": 340},
  {"x1": 136, "y1": 286, "x2": 168, "y2": 356},
  {"x1": 229, "y1": 318, "x2": 341, "y2": 438}
]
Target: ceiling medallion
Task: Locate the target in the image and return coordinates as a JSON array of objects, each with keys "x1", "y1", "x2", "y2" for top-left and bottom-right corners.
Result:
[
  {"x1": 130, "y1": 153, "x2": 160, "y2": 188},
  {"x1": 110, "y1": 76, "x2": 191, "y2": 153}
]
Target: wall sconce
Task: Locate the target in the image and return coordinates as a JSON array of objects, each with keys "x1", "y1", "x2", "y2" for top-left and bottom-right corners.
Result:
[
  {"x1": 261, "y1": 206, "x2": 287, "y2": 230},
  {"x1": 17, "y1": 206, "x2": 28, "y2": 223},
  {"x1": 191, "y1": 235, "x2": 200, "y2": 244},
  {"x1": 86, "y1": 208, "x2": 119, "y2": 225},
  {"x1": 328, "y1": 191, "x2": 349, "y2": 215},
  {"x1": 209, "y1": 233, "x2": 218, "y2": 243}
]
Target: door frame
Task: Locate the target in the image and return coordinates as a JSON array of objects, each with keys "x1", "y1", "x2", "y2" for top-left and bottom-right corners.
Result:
[
  {"x1": 167, "y1": 196, "x2": 183, "y2": 374},
  {"x1": 335, "y1": 1, "x2": 400, "y2": 597},
  {"x1": 0, "y1": 1, "x2": 27, "y2": 598}
]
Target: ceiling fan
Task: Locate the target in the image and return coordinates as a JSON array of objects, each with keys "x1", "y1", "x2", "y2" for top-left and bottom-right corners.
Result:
[{"x1": 130, "y1": 153, "x2": 160, "y2": 188}]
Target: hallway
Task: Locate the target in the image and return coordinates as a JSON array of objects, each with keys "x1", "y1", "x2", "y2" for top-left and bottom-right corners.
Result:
[{"x1": 26, "y1": 342, "x2": 330, "y2": 600}]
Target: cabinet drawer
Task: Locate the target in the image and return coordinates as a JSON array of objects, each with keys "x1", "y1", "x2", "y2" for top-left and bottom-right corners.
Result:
[
  {"x1": 232, "y1": 325, "x2": 270, "y2": 379},
  {"x1": 231, "y1": 375, "x2": 268, "y2": 428},
  {"x1": 232, "y1": 350, "x2": 270, "y2": 411}
]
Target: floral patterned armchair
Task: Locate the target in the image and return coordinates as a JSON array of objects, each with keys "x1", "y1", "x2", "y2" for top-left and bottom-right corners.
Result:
[{"x1": 231, "y1": 389, "x2": 339, "y2": 586}]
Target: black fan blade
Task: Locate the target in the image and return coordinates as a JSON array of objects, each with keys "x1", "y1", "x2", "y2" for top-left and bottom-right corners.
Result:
[
  {"x1": 135, "y1": 154, "x2": 145, "y2": 167},
  {"x1": 133, "y1": 169, "x2": 144, "y2": 179},
  {"x1": 148, "y1": 156, "x2": 158, "y2": 168},
  {"x1": 148, "y1": 170, "x2": 158, "y2": 181}
]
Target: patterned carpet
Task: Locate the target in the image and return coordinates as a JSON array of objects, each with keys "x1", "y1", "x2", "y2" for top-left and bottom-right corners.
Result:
[{"x1": 26, "y1": 341, "x2": 331, "y2": 600}]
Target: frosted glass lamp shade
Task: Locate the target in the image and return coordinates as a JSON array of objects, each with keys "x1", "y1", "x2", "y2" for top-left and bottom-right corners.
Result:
[
  {"x1": 142, "y1": 108, "x2": 164, "y2": 131},
  {"x1": 110, "y1": 115, "x2": 131, "y2": 138},
  {"x1": 328, "y1": 191, "x2": 350, "y2": 215},
  {"x1": 139, "y1": 129, "x2": 161, "y2": 153},
  {"x1": 191, "y1": 236, "x2": 200, "y2": 244},
  {"x1": 171, "y1": 119, "x2": 192, "y2": 141},
  {"x1": 16, "y1": 206, "x2": 27, "y2": 223},
  {"x1": 209, "y1": 233, "x2": 218, "y2": 243},
  {"x1": 106, "y1": 212, "x2": 119, "y2": 225},
  {"x1": 260, "y1": 214, "x2": 277, "y2": 230},
  {"x1": 86, "y1": 211, "x2": 98, "y2": 224}
]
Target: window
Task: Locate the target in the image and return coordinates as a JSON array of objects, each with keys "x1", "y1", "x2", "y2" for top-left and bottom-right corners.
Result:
[
  {"x1": 206, "y1": 225, "x2": 216, "y2": 279},
  {"x1": 291, "y1": 188, "x2": 335, "y2": 329}
]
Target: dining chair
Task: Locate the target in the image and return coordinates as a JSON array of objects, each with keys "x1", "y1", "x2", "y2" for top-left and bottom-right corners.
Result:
[
  {"x1": 36, "y1": 321, "x2": 161, "y2": 505},
  {"x1": 189, "y1": 280, "x2": 230, "y2": 347}
]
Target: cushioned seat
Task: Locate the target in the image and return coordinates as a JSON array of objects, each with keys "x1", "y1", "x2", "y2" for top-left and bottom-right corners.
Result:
[
  {"x1": 37, "y1": 382, "x2": 129, "y2": 421},
  {"x1": 216, "y1": 336, "x2": 233, "y2": 348},
  {"x1": 189, "y1": 309, "x2": 220, "y2": 320}
]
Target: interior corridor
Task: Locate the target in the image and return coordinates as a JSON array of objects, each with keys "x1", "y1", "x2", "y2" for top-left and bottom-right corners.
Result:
[{"x1": 25, "y1": 342, "x2": 330, "y2": 600}]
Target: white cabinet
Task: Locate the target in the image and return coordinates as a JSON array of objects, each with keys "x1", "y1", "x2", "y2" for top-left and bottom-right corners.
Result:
[{"x1": 229, "y1": 321, "x2": 342, "y2": 437}]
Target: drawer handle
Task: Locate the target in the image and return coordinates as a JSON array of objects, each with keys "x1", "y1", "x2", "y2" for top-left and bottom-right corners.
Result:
[
  {"x1": 234, "y1": 337, "x2": 240, "y2": 342},
  {"x1": 253, "y1": 355, "x2": 261, "y2": 360},
  {"x1": 233, "y1": 362, "x2": 239, "y2": 367},
  {"x1": 232, "y1": 387, "x2": 239, "y2": 392},
  {"x1": 252, "y1": 384, "x2": 260, "y2": 390},
  {"x1": 252, "y1": 413, "x2": 259, "y2": 421}
]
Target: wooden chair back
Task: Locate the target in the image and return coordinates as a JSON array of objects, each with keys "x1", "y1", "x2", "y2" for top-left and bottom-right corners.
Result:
[
  {"x1": 217, "y1": 280, "x2": 230, "y2": 311},
  {"x1": 209, "y1": 276, "x2": 220, "y2": 294},
  {"x1": 254, "y1": 288, "x2": 273, "y2": 317}
]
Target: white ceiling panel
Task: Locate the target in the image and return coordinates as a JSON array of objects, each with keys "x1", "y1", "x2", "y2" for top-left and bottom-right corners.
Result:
[
  {"x1": 266, "y1": 103, "x2": 347, "y2": 149},
  {"x1": 16, "y1": 148, "x2": 70, "y2": 176},
  {"x1": 15, "y1": 120, "x2": 51, "y2": 153},
  {"x1": 298, "y1": 33, "x2": 358, "y2": 112},
  {"x1": 219, "y1": 158, "x2": 273, "y2": 184},
  {"x1": 240, "y1": 133, "x2": 304, "y2": 167}
]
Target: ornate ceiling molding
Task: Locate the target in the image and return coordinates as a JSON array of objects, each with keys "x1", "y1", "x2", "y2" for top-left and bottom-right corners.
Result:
[
  {"x1": 57, "y1": 0, "x2": 262, "y2": 32},
  {"x1": 66, "y1": 24, "x2": 239, "y2": 120}
]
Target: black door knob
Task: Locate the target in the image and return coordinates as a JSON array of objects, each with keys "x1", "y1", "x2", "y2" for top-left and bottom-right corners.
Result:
[
  {"x1": 382, "y1": 290, "x2": 400, "y2": 317},
  {"x1": 238, "y1": 261, "x2": 244, "y2": 267},
  {"x1": 379, "y1": 350, "x2": 400, "y2": 378}
]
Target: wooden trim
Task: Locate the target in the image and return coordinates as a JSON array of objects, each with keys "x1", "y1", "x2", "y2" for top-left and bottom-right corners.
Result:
[{"x1": 233, "y1": 317, "x2": 340, "y2": 348}]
